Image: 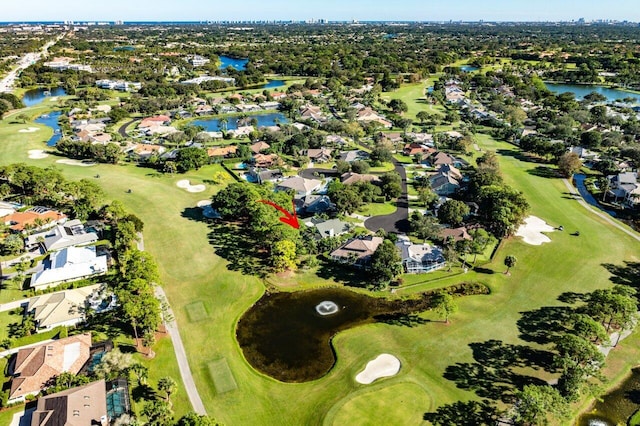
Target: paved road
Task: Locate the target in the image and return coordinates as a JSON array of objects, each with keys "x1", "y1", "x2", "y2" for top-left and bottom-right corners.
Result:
[
  {"x1": 0, "y1": 34, "x2": 64, "y2": 93},
  {"x1": 364, "y1": 158, "x2": 410, "y2": 233},
  {"x1": 573, "y1": 173, "x2": 617, "y2": 217},
  {"x1": 154, "y1": 285, "x2": 207, "y2": 415},
  {"x1": 118, "y1": 119, "x2": 139, "y2": 138},
  {"x1": 562, "y1": 178, "x2": 640, "y2": 243},
  {"x1": 298, "y1": 168, "x2": 339, "y2": 180}
]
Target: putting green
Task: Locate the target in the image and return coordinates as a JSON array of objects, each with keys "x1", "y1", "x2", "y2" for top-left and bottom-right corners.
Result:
[{"x1": 325, "y1": 382, "x2": 432, "y2": 426}]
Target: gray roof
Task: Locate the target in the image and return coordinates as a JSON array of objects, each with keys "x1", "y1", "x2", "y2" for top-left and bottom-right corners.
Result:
[
  {"x1": 25, "y1": 220, "x2": 98, "y2": 252},
  {"x1": 315, "y1": 218, "x2": 350, "y2": 238}
]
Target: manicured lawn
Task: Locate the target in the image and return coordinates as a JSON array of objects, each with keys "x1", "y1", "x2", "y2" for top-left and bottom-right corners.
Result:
[
  {"x1": 381, "y1": 81, "x2": 446, "y2": 120},
  {"x1": 0, "y1": 405, "x2": 24, "y2": 425},
  {"x1": 2, "y1": 104, "x2": 640, "y2": 425},
  {"x1": 357, "y1": 202, "x2": 396, "y2": 217}
]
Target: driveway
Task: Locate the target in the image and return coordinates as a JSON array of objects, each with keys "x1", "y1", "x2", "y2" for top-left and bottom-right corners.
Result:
[
  {"x1": 118, "y1": 119, "x2": 139, "y2": 138},
  {"x1": 364, "y1": 159, "x2": 410, "y2": 234},
  {"x1": 573, "y1": 173, "x2": 617, "y2": 217},
  {"x1": 298, "y1": 168, "x2": 339, "y2": 180}
]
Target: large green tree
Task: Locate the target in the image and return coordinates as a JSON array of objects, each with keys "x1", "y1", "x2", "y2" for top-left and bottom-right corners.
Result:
[{"x1": 369, "y1": 239, "x2": 402, "y2": 288}]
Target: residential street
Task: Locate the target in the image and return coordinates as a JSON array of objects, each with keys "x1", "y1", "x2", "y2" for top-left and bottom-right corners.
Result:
[{"x1": 364, "y1": 158, "x2": 410, "y2": 233}]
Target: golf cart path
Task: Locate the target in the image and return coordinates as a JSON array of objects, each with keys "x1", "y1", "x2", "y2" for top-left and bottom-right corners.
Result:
[
  {"x1": 155, "y1": 285, "x2": 207, "y2": 415},
  {"x1": 562, "y1": 178, "x2": 640, "y2": 243}
]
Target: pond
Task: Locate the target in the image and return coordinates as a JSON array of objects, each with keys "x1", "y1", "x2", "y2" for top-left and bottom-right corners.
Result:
[
  {"x1": 22, "y1": 87, "x2": 67, "y2": 107},
  {"x1": 34, "y1": 111, "x2": 63, "y2": 146},
  {"x1": 236, "y1": 287, "x2": 441, "y2": 382},
  {"x1": 219, "y1": 55, "x2": 248, "y2": 71},
  {"x1": 192, "y1": 112, "x2": 288, "y2": 131},
  {"x1": 578, "y1": 368, "x2": 640, "y2": 426},
  {"x1": 460, "y1": 65, "x2": 479, "y2": 72},
  {"x1": 262, "y1": 79, "x2": 285, "y2": 89},
  {"x1": 544, "y1": 83, "x2": 640, "y2": 103}
]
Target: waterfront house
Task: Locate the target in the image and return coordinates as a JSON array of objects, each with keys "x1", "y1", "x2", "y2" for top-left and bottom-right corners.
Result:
[
  {"x1": 330, "y1": 236, "x2": 383, "y2": 268},
  {"x1": 396, "y1": 235, "x2": 445, "y2": 273}
]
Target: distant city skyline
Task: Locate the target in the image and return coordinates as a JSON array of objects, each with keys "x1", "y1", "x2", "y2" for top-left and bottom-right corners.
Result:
[{"x1": 2, "y1": 0, "x2": 639, "y2": 23}]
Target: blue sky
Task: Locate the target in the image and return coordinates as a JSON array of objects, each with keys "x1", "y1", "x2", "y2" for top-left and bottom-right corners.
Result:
[{"x1": 3, "y1": 0, "x2": 639, "y2": 22}]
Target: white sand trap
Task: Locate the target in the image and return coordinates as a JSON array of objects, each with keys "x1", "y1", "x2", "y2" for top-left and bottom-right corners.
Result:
[
  {"x1": 176, "y1": 179, "x2": 206, "y2": 193},
  {"x1": 55, "y1": 159, "x2": 96, "y2": 167},
  {"x1": 19, "y1": 127, "x2": 40, "y2": 133},
  {"x1": 197, "y1": 199, "x2": 212, "y2": 207},
  {"x1": 28, "y1": 149, "x2": 48, "y2": 159},
  {"x1": 355, "y1": 354, "x2": 401, "y2": 384},
  {"x1": 516, "y1": 215, "x2": 555, "y2": 246},
  {"x1": 49, "y1": 97, "x2": 58, "y2": 102}
]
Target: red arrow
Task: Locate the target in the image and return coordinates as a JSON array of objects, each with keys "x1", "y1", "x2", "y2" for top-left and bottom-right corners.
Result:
[{"x1": 257, "y1": 199, "x2": 300, "y2": 229}]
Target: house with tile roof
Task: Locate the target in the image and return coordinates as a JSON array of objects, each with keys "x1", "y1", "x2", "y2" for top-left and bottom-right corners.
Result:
[
  {"x1": 30, "y1": 379, "x2": 108, "y2": 426},
  {"x1": 250, "y1": 141, "x2": 270, "y2": 154},
  {"x1": 341, "y1": 172, "x2": 380, "y2": 186},
  {"x1": 439, "y1": 226, "x2": 472, "y2": 243},
  {"x1": 330, "y1": 236, "x2": 383, "y2": 268},
  {"x1": 305, "y1": 147, "x2": 333, "y2": 163},
  {"x1": 3, "y1": 207, "x2": 67, "y2": 233},
  {"x1": 8, "y1": 333, "x2": 92, "y2": 403}
]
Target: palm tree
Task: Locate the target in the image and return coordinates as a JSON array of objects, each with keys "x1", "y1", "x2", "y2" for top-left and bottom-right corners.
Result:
[
  {"x1": 129, "y1": 363, "x2": 149, "y2": 386},
  {"x1": 157, "y1": 376, "x2": 177, "y2": 406},
  {"x1": 219, "y1": 117, "x2": 228, "y2": 132}
]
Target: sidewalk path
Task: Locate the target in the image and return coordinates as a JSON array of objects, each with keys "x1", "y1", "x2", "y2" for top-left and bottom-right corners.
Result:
[
  {"x1": 562, "y1": 178, "x2": 640, "y2": 243},
  {"x1": 0, "y1": 339, "x2": 55, "y2": 358},
  {"x1": 154, "y1": 286, "x2": 207, "y2": 415}
]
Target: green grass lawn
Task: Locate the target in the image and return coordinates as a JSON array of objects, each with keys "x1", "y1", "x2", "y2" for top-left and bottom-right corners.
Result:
[
  {"x1": 357, "y1": 202, "x2": 396, "y2": 217},
  {"x1": 2, "y1": 104, "x2": 640, "y2": 425},
  {"x1": 381, "y1": 81, "x2": 446, "y2": 120}
]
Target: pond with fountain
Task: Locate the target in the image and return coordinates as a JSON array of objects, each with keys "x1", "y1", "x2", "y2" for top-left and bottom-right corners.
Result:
[{"x1": 236, "y1": 284, "x2": 488, "y2": 382}]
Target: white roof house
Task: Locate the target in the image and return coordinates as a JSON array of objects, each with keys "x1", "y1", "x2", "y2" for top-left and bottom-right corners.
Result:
[
  {"x1": 275, "y1": 176, "x2": 322, "y2": 197},
  {"x1": 30, "y1": 246, "x2": 108, "y2": 290}
]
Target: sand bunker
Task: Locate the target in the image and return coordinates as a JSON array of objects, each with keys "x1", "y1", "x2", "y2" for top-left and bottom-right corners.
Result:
[
  {"x1": 196, "y1": 199, "x2": 212, "y2": 207},
  {"x1": 19, "y1": 127, "x2": 40, "y2": 133},
  {"x1": 516, "y1": 216, "x2": 555, "y2": 246},
  {"x1": 55, "y1": 159, "x2": 96, "y2": 167},
  {"x1": 355, "y1": 354, "x2": 401, "y2": 384},
  {"x1": 28, "y1": 149, "x2": 48, "y2": 159},
  {"x1": 176, "y1": 179, "x2": 206, "y2": 193}
]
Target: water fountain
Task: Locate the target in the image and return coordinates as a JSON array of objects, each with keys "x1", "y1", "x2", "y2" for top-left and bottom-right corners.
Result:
[{"x1": 315, "y1": 301, "x2": 339, "y2": 316}]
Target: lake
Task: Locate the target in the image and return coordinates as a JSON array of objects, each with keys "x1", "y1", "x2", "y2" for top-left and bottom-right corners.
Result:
[
  {"x1": 578, "y1": 368, "x2": 640, "y2": 425},
  {"x1": 219, "y1": 55, "x2": 248, "y2": 71},
  {"x1": 192, "y1": 112, "x2": 288, "y2": 131},
  {"x1": 544, "y1": 83, "x2": 640, "y2": 103},
  {"x1": 22, "y1": 87, "x2": 67, "y2": 107},
  {"x1": 262, "y1": 80, "x2": 285, "y2": 89},
  {"x1": 34, "y1": 111, "x2": 63, "y2": 146},
  {"x1": 460, "y1": 65, "x2": 479, "y2": 72}
]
